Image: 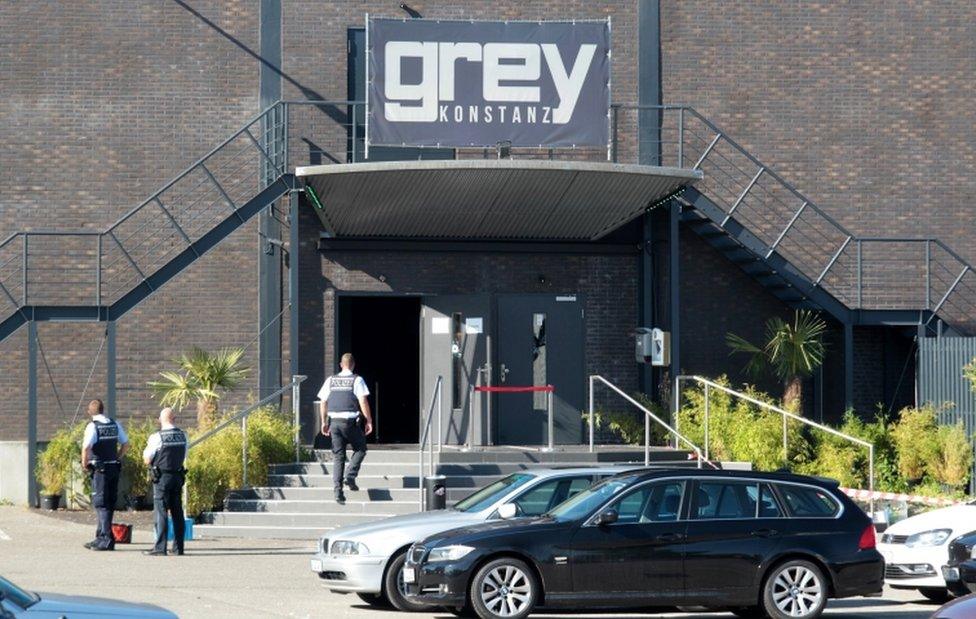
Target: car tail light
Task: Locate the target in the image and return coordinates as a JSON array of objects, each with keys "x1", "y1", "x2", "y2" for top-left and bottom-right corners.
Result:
[{"x1": 859, "y1": 525, "x2": 877, "y2": 550}]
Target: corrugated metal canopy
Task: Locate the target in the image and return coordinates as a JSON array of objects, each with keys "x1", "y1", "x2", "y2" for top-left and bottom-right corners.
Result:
[{"x1": 296, "y1": 160, "x2": 701, "y2": 240}]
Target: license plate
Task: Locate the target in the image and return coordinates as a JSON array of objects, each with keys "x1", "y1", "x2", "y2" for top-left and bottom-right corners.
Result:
[
  {"x1": 311, "y1": 559, "x2": 323, "y2": 572},
  {"x1": 402, "y1": 567, "x2": 416, "y2": 584},
  {"x1": 943, "y1": 567, "x2": 961, "y2": 581}
]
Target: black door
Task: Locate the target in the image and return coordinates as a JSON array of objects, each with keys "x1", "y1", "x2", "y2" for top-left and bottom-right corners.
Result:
[
  {"x1": 495, "y1": 294, "x2": 585, "y2": 445},
  {"x1": 336, "y1": 296, "x2": 421, "y2": 443},
  {"x1": 682, "y1": 480, "x2": 785, "y2": 606},
  {"x1": 569, "y1": 480, "x2": 688, "y2": 605}
]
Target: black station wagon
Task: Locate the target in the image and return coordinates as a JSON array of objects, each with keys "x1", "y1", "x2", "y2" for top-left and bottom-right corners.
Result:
[{"x1": 404, "y1": 469, "x2": 883, "y2": 619}]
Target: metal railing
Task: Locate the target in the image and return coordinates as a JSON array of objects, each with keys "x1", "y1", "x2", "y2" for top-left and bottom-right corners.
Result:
[
  {"x1": 674, "y1": 375, "x2": 875, "y2": 513},
  {"x1": 644, "y1": 105, "x2": 976, "y2": 333},
  {"x1": 588, "y1": 374, "x2": 704, "y2": 468},
  {"x1": 0, "y1": 100, "x2": 973, "y2": 335},
  {"x1": 189, "y1": 374, "x2": 307, "y2": 487},
  {"x1": 419, "y1": 376, "x2": 443, "y2": 510}
]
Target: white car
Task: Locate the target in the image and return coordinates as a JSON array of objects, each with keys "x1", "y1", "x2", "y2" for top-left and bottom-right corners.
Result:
[
  {"x1": 878, "y1": 500, "x2": 976, "y2": 602},
  {"x1": 310, "y1": 467, "x2": 635, "y2": 611}
]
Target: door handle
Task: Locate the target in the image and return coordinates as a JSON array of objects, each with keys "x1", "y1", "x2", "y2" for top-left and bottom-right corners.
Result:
[
  {"x1": 751, "y1": 528, "x2": 779, "y2": 538},
  {"x1": 655, "y1": 532, "x2": 686, "y2": 542}
]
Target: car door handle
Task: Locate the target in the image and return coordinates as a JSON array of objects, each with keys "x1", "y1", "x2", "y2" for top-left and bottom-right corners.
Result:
[
  {"x1": 751, "y1": 528, "x2": 779, "y2": 538},
  {"x1": 655, "y1": 532, "x2": 686, "y2": 542}
]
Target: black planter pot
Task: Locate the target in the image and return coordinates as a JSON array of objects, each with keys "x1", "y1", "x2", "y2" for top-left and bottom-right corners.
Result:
[
  {"x1": 127, "y1": 494, "x2": 149, "y2": 511},
  {"x1": 41, "y1": 494, "x2": 61, "y2": 511}
]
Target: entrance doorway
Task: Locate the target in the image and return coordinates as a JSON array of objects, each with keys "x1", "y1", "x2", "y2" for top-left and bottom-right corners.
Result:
[
  {"x1": 336, "y1": 296, "x2": 420, "y2": 444},
  {"x1": 495, "y1": 294, "x2": 585, "y2": 445}
]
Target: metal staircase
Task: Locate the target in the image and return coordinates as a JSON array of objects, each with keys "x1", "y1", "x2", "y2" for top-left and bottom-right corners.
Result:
[
  {"x1": 0, "y1": 104, "x2": 295, "y2": 342},
  {"x1": 648, "y1": 106, "x2": 976, "y2": 335}
]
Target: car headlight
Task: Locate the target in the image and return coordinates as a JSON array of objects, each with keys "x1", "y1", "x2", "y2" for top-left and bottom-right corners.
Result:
[
  {"x1": 426, "y1": 545, "x2": 476, "y2": 562},
  {"x1": 970, "y1": 545, "x2": 976, "y2": 559},
  {"x1": 330, "y1": 540, "x2": 370, "y2": 555},
  {"x1": 905, "y1": 529, "x2": 952, "y2": 548}
]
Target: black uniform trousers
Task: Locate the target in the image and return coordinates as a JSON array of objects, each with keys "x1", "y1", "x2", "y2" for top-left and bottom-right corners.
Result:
[
  {"x1": 153, "y1": 472, "x2": 186, "y2": 553},
  {"x1": 91, "y1": 463, "x2": 120, "y2": 549},
  {"x1": 329, "y1": 417, "x2": 367, "y2": 491}
]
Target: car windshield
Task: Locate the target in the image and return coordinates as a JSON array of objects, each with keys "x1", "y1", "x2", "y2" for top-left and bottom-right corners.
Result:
[
  {"x1": 0, "y1": 575, "x2": 39, "y2": 609},
  {"x1": 545, "y1": 477, "x2": 632, "y2": 522},
  {"x1": 453, "y1": 473, "x2": 536, "y2": 513}
]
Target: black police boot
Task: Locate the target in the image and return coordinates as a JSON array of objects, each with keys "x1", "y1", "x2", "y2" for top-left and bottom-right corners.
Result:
[
  {"x1": 143, "y1": 549, "x2": 167, "y2": 556},
  {"x1": 345, "y1": 478, "x2": 359, "y2": 492},
  {"x1": 335, "y1": 490, "x2": 346, "y2": 505}
]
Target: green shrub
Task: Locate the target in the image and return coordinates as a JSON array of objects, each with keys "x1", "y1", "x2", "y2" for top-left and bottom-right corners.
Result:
[
  {"x1": 587, "y1": 393, "x2": 669, "y2": 446},
  {"x1": 676, "y1": 376, "x2": 805, "y2": 469},
  {"x1": 184, "y1": 405, "x2": 296, "y2": 516},
  {"x1": 891, "y1": 406, "x2": 941, "y2": 482},
  {"x1": 121, "y1": 418, "x2": 157, "y2": 499},
  {"x1": 931, "y1": 422, "x2": 973, "y2": 489},
  {"x1": 36, "y1": 423, "x2": 84, "y2": 495}
]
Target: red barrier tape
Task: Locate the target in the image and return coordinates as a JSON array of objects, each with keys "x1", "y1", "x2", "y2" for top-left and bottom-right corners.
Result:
[{"x1": 474, "y1": 385, "x2": 555, "y2": 393}]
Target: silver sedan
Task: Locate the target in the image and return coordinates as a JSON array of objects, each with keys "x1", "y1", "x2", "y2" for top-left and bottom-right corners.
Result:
[{"x1": 311, "y1": 466, "x2": 636, "y2": 612}]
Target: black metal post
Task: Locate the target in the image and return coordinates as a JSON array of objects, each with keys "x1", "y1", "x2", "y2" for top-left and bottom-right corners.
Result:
[
  {"x1": 27, "y1": 320, "x2": 37, "y2": 507},
  {"x1": 844, "y1": 321, "x2": 854, "y2": 411},
  {"x1": 669, "y1": 201, "x2": 681, "y2": 389},
  {"x1": 258, "y1": 0, "x2": 283, "y2": 400},
  {"x1": 106, "y1": 321, "x2": 116, "y2": 419},
  {"x1": 289, "y1": 190, "x2": 300, "y2": 419}
]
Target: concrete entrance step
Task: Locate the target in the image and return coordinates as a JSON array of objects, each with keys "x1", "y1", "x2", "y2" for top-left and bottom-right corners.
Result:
[
  {"x1": 194, "y1": 524, "x2": 333, "y2": 540},
  {"x1": 227, "y1": 486, "x2": 475, "y2": 502},
  {"x1": 202, "y1": 511, "x2": 395, "y2": 528},
  {"x1": 225, "y1": 498, "x2": 420, "y2": 515},
  {"x1": 270, "y1": 461, "x2": 658, "y2": 477}
]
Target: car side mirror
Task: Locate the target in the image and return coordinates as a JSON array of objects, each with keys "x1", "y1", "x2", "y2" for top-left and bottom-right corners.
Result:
[
  {"x1": 595, "y1": 508, "x2": 619, "y2": 526},
  {"x1": 497, "y1": 503, "x2": 519, "y2": 520}
]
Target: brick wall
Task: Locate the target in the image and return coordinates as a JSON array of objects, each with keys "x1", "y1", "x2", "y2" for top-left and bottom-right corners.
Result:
[
  {"x1": 0, "y1": 1, "x2": 262, "y2": 439},
  {"x1": 661, "y1": 0, "x2": 976, "y2": 261}
]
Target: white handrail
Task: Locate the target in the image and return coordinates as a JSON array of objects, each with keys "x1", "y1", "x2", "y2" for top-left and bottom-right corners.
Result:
[
  {"x1": 588, "y1": 374, "x2": 704, "y2": 468},
  {"x1": 675, "y1": 375, "x2": 875, "y2": 513},
  {"x1": 419, "y1": 376, "x2": 443, "y2": 510}
]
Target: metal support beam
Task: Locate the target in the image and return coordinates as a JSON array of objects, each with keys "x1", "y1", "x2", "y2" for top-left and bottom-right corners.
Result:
[
  {"x1": 844, "y1": 321, "x2": 854, "y2": 412},
  {"x1": 27, "y1": 320, "x2": 37, "y2": 507},
  {"x1": 637, "y1": 0, "x2": 661, "y2": 167},
  {"x1": 669, "y1": 199, "x2": 681, "y2": 405},
  {"x1": 106, "y1": 321, "x2": 116, "y2": 419},
  {"x1": 289, "y1": 190, "x2": 300, "y2": 409}
]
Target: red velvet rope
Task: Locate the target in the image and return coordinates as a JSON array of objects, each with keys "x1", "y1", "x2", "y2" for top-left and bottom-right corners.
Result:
[{"x1": 474, "y1": 385, "x2": 555, "y2": 393}]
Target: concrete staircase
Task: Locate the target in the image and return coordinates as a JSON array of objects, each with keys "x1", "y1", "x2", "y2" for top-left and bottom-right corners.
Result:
[{"x1": 193, "y1": 445, "x2": 696, "y2": 540}]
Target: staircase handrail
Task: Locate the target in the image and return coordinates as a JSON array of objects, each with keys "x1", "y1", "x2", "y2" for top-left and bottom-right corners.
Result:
[
  {"x1": 588, "y1": 374, "x2": 704, "y2": 468},
  {"x1": 188, "y1": 374, "x2": 307, "y2": 487},
  {"x1": 674, "y1": 375, "x2": 875, "y2": 513},
  {"x1": 619, "y1": 103, "x2": 975, "y2": 326},
  {"x1": 419, "y1": 375, "x2": 443, "y2": 510}
]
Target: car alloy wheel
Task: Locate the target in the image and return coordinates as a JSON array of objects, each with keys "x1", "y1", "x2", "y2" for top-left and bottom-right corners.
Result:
[
  {"x1": 763, "y1": 560, "x2": 827, "y2": 619},
  {"x1": 384, "y1": 551, "x2": 428, "y2": 612},
  {"x1": 471, "y1": 558, "x2": 537, "y2": 619}
]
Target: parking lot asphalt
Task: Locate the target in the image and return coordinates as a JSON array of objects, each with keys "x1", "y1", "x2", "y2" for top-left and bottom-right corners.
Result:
[{"x1": 0, "y1": 506, "x2": 943, "y2": 618}]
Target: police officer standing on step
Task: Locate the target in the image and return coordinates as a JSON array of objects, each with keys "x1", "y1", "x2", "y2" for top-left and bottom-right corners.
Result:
[
  {"x1": 318, "y1": 353, "x2": 373, "y2": 505},
  {"x1": 142, "y1": 407, "x2": 188, "y2": 556},
  {"x1": 81, "y1": 399, "x2": 129, "y2": 551}
]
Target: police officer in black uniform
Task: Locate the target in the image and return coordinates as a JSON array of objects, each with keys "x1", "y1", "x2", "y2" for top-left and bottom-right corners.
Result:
[
  {"x1": 317, "y1": 353, "x2": 373, "y2": 504},
  {"x1": 142, "y1": 407, "x2": 188, "y2": 556},
  {"x1": 81, "y1": 399, "x2": 129, "y2": 551}
]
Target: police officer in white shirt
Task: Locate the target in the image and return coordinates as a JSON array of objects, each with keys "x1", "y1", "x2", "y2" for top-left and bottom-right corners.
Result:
[
  {"x1": 80, "y1": 399, "x2": 129, "y2": 551},
  {"x1": 317, "y1": 353, "x2": 373, "y2": 504},
  {"x1": 142, "y1": 407, "x2": 188, "y2": 556}
]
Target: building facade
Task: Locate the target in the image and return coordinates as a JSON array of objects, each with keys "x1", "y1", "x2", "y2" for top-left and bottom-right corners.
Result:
[{"x1": 1, "y1": 1, "x2": 974, "y2": 500}]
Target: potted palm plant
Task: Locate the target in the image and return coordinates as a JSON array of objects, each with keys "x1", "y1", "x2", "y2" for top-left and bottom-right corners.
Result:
[
  {"x1": 726, "y1": 309, "x2": 827, "y2": 413},
  {"x1": 149, "y1": 347, "x2": 249, "y2": 429}
]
